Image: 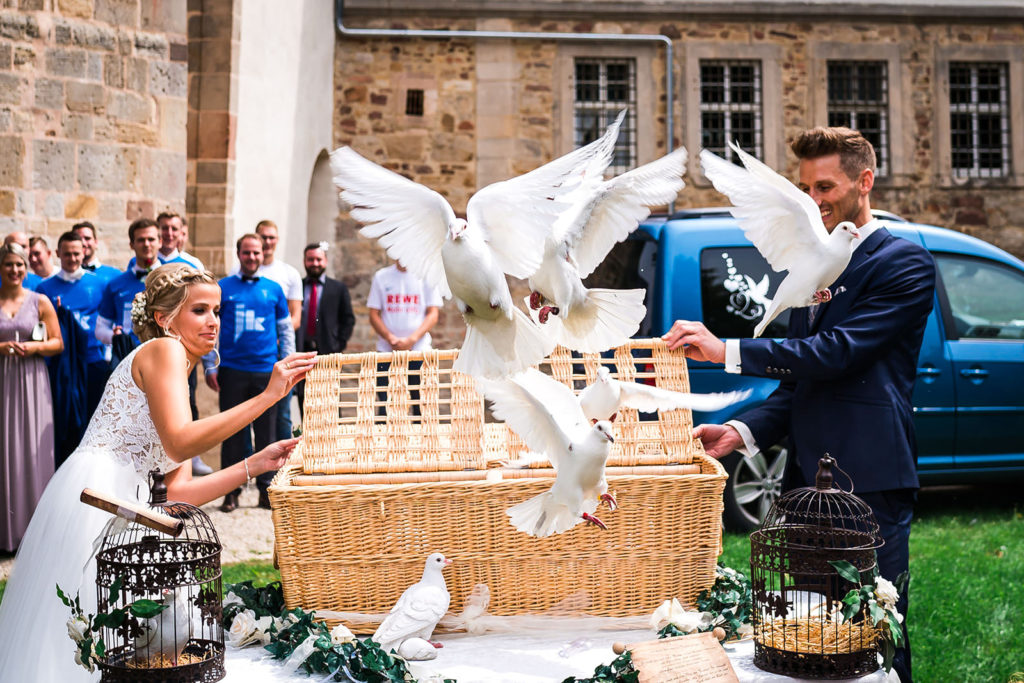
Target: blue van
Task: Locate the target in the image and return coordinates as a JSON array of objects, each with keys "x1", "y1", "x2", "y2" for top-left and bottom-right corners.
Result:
[{"x1": 588, "y1": 209, "x2": 1024, "y2": 530}]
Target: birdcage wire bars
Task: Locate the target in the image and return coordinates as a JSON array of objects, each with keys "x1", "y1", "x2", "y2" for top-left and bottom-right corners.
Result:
[
  {"x1": 750, "y1": 455, "x2": 883, "y2": 679},
  {"x1": 94, "y1": 471, "x2": 225, "y2": 682}
]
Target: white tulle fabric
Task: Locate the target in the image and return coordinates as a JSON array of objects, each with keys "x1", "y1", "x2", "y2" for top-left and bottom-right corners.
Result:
[{"x1": 0, "y1": 341, "x2": 182, "y2": 682}]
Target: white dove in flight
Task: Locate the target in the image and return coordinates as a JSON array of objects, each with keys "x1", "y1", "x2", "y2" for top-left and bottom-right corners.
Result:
[
  {"x1": 528, "y1": 145, "x2": 689, "y2": 353},
  {"x1": 700, "y1": 142, "x2": 861, "y2": 337},
  {"x1": 330, "y1": 116, "x2": 623, "y2": 378},
  {"x1": 478, "y1": 369, "x2": 617, "y2": 537},
  {"x1": 373, "y1": 552, "x2": 452, "y2": 655},
  {"x1": 579, "y1": 366, "x2": 751, "y2": 423}
]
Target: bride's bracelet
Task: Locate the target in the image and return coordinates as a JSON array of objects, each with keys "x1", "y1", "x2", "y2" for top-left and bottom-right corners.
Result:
[{"x1": 243, "y1": 456, "x2": 251, "y2": 482}]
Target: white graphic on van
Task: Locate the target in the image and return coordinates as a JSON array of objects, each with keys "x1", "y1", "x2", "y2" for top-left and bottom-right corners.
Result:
[{"x1": 720, "y1": 252, "x2": 772, "y2": 322}]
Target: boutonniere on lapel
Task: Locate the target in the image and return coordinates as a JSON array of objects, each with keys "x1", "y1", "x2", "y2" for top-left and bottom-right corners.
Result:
[{"x1": 699, "y1": 142, "x2": 862, "y2": 337}]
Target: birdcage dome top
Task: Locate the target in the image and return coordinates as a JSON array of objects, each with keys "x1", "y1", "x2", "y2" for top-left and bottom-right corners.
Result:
[{"x1": 756, "y1": 455, "x2": 881, "y2": 552}]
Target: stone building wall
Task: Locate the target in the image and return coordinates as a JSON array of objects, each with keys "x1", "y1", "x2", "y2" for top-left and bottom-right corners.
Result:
[
  {"x1": 0, "y1": 1, "x2": 186, "y2": 266},
  {"x1": 333, "y1": 11, "x2": 1024, "y2": 352}
]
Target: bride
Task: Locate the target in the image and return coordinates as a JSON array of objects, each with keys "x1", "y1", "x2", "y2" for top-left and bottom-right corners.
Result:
[{"x1": 0, "y1": 263, "x2": 317, "y2": 681}]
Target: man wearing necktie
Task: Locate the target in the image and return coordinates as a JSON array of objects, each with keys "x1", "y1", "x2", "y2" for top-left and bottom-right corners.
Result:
[
  {"x1": 295, "y1": 242, "x2": 355, "y2": 416},
  {"x1": 72, "y1": 222, "x2": 121, "y2": 287},
  {"x1": 96, "y1": 218, "x2": 162, "y2": 354}
]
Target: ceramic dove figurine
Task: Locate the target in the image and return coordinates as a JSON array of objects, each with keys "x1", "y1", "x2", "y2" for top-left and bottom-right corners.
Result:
[
  {"x1": 700, "y1": 142, "x2": 861, "y2": 337},
  {"x1": 478, "y1": 369, "x2": 617, "y2": 537},
  {"x1": 373, "y1": 553, "x2": 452, "y2": 658},
  {"x1": 579, "y1": 366, "x2": 751, "y2": 423}
]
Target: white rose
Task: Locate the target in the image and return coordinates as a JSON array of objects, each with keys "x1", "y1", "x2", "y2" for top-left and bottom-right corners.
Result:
[
  {"x1": 66, "y1": 615, "x2": 90, "y2": 644},
  {"x1": 330, "y1": 623, "x2": 355, "y2": 645},
  {"x1": 75, "y1": 648, "x2": 95, "y2": 673},
  {"x1": 650, "y1": 598, "x2": 712, "y2": 633},
  {"x1": 254, "y1": 616, "x2": 275, "y2": 645},
  {"x1": 226, "y1": 609, "x2": 258, "y2": 647},
  {"x1": 874, "y1": 577, "x2": 899, "y2": 610},
  {"x1": 223, "y1": 591, "x2": 245, "y2": 609}
]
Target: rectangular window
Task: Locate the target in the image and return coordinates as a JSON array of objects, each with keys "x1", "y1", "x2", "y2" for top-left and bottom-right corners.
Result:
[
  {"x1": 405, "y1": 89, "x2": 424, "y2": 117},
  {"x1": 699, "y1": 60, "x2": 763, "y2": 162},
  {"x1": 827, "y1": 61, "x2": 890, "y2": 176},
  {"x1": 949, "y1": 62, "x2": 1011, "y2": 178},
  {"x1": 574, "y1": 58, "x2": 636, "y2": 175}
]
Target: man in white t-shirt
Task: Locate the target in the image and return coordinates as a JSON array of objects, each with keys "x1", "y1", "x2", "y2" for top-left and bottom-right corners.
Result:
[{"x1": 367, "y1": 260, "x2": 441, "y2": 417}]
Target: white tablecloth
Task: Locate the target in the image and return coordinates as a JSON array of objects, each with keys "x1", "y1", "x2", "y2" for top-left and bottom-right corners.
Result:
[{"x1": 223, "y1": 631, "x2": 898, "y2": 683}]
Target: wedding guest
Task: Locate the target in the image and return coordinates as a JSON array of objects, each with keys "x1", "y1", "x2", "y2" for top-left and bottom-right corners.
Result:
[
  {"x1": 157, "y1": 211, "x2": 204, "y2": 269},
  {"x1": 0, "y1": 243, "x2": 63, "y2": 551},
  {"x1": 205, "y1": 234, "x2": 294, "y2": 511},
  {"x1": 295, "y1": 242, "x2": 355, "y2": 415},
  {"x1": 96, "y1": 218, "x2": 161, "y2": 351},
  {"x1": 664, "y1": 126, "x2": 932, "y2": 682},
  {"x1": 0, "y1": 261, "x2": 315, "y2": 681},
  {"x1": 3, "y1": 232, "x2": 40, "y2": 290},
  {"x1": 367, "y1": 259, "x2": 441, "y2": 418},
  {"x1": 36, "y1": 232, "x2": 110, "y2": 421},
  {"x1": 28, "y1": 236, "x2": 56, "y2": 279},
  {"x1": 73, "y1": 221, "x2": 121, "y2": 286}
]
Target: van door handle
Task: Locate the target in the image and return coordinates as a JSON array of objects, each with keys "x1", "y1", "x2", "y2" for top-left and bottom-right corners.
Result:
[
  {"x1": 959, "y1": 367, "x2": 989, "y2": 379},
  {"x1": 916, "y1": 367, "x2": 941, "y2": 377}
]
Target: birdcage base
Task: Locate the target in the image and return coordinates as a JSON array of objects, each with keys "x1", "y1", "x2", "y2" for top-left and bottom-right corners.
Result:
[
  {"x1": 99, "y1": 639, "x2": 225, "y2": 682},
  {"x1": 754, "y1": 641, "x2": 878, "y2": 679}
]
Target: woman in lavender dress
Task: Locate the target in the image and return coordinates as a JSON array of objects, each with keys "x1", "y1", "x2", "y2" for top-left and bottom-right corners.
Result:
[{"x1": 0, "y1": 242, "x2": 63, "y2": 551}]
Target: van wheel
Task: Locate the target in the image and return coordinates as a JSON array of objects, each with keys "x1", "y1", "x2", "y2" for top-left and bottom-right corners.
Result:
[{"x1": 720, "y1": 445, "x2": 788, "y2": 532}]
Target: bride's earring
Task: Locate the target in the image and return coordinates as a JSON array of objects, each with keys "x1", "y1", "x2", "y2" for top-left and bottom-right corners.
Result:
[
  {"x1": 210, "y1": 348, "x2": 221, "y2": 369},
  {"x1": 162, "y1": 326, "x2": 181, "y2": 341}
]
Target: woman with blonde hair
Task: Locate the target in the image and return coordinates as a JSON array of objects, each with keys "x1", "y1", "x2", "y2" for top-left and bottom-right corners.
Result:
[
  {"x1": 0, "y1": 262, "x2": 316, "y2": 681},
  {"x1": 1, "y1": 242, "x2": 64, "y2": 551}
]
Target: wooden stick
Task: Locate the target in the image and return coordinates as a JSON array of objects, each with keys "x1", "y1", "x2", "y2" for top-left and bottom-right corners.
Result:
[{"x1": 80, "y1": 488, "x2": 184, "y2": 537}]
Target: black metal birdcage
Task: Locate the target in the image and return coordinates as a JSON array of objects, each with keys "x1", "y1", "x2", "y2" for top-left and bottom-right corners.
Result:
[
  {"x1": 94, "y1": 470, "x2": 225, "y2": 682},
  {"x1": 750, "y1": 455, "x2": 883, "y2": 679}
]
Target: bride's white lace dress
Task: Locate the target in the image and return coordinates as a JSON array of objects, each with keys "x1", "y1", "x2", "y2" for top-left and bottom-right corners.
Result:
[{"x1": 0, "y1": 341, "x2": 182, "y2": 681}]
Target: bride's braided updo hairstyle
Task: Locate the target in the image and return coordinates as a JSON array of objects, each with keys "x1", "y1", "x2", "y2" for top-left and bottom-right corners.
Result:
[{"x1": 132, "y1": 263, "x2": 218, "y2": 342}]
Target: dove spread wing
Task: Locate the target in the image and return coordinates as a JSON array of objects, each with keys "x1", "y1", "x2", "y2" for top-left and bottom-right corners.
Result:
[
  {"x1": 616, "y1": 382, "x2": 751, "y2": 414},
  {"x1": 330, "y1": 147, "x2": 454, "y2": 298},
  {"x1": 700, "y1": 144, "x2": 829, "y2": 274},
  {"x1": 376, "y1": 584, "x2": 450, "y2": 646},
  {"x1": 569, "y1": 147, "x2": 689, "y2": 278},
  {"x1": 478, "y1": 369, "x2": 586, "y2": 470},
  {"x1": 466, "y1": 110, "x2": 625, "y2": 279}
]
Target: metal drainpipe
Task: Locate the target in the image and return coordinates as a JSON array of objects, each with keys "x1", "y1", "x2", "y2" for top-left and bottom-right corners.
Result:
[{"x1": 335, "y1": 0, "x2": 676, "y2": 209}]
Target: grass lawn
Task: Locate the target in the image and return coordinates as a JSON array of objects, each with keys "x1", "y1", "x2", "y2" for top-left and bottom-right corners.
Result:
[{"x1": 2, "y1": 484, "x2": 1020, "y2": 681}]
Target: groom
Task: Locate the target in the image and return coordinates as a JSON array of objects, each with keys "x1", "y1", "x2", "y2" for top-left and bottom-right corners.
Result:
[{"x1": 664, "y1": 127, "x2": 934, "y2": 682}]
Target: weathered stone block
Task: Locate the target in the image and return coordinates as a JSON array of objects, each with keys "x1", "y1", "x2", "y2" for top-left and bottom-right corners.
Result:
[
  {"x1": 195, "y1": 160, "x2": 228, "y2": 184},
  {"x1": 0, "y1": 190, "x2": 15, "y2": 215},
  {"x1": 57, "y1": 0, "x2": 92, "y2": 20},
  {"x1": 0, "y1": 73, "x2": 24, "y2": 105},
  {"x1": 66, "y1": 81, "x2": 106, "y2": 113},
  {"x1": 73, "y1": 22, "x2": 117, "y2": 51},
  {"x1": 13, "y1": 45, "x2": 35, "y2": 69},
  {"x1": 54, "y1": 19, "x2": 73, "y2": 45},
  {"x1": 87, "y1": 53, "x2": 103, "y2": 81},
  {"x1": 15, "y1": 190, "x2": 33, "y2": 214},
  {"x1": 95, "y1": 0, "x2": 138, "y2": 27},
  {"x1": 170, "y1": 42, "x2": 187, "y2": 62},
  {"x1": 0, "y1": 108, "x2": 10, "y2": 133},
  {"x1": 32, "y1": 139, "x2": 74, "y2": 191},
  {"x1": 143, "y1": 148, "x2": 185, "y2": 198},
  {"x1": 77, "y1": 143, "x2": 126, "y2": 192},
  {"x1": 135, "y1": 31, "x2": 168, "y2": 58},
  {"x1": 45, "y1": 48, "x2": 87, "y2": 78},
  {"x1": 196, "y1": 111, "x2": 233, "y2": 158},
  {"x1": 142, "y1": 0, "x2": 186, "y2": 35},
  {"x1": 0, "y1": 12, "x2": 40, "y2": 41},
  {"x1": 158, "y1": 96, "x2": 187, "y2": 150},
  {"x1": 34, "y1": 78, "x2": 63, "y2": 109},
  {"x1": 62, "y1": 112, "x2": 93, "y2": 140},
  {"x1": 43, "y1": 193, "x2": 65, "y2": 218},
  {"x1": 149, "y1": 60, "x2": 186, "y2": 97},
  {"x1": 127, "y1": 57, "x2": 147, "y2": 92},
  {"x1": 103, "y1": 53, "x2": 123, "y2": 87},
  {"x1": 0, "y1": 42, "x2": 11, "y2": 70},
  {"x1": 19, "y1": 0, "x2": 46, "y2": 11},
  {"x1": 197, "y1": 72, "x2": 231, "y2": 110},
  {"x1": 64, "y1": 194, "x2": 99, "y2": 219},
  {"x1": 383, "y1": 133, "x2": 426, "y2": 161},
  {"x1": 113, "y1": 121, "x2": 159, "y2": 146},
  {"x1": 109, "y1": 90, "x2": 152, "y2": 123}
]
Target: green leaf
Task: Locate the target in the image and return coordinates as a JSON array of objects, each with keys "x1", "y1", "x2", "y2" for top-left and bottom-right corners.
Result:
[
  {"x1": 109, "y1": 575, "x2": 123, "y2": 604},
  {"x1": 887, "y1": 613, "x2": 904, "y2": 647},
  {"x1": 57, "y1": 584, "x2": 73, "y2": 608},
  {"x1": 829, "y1": 560, "x2": 862, "y2": 585},
  {"x1": 129, "y1": 599, "x2": 169, "y2": 619},
  {"x1": 869, "y1": 602, "x2": 886, "y2": 625}
]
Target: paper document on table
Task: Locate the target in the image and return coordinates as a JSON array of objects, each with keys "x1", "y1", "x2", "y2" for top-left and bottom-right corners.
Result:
[{"x1": 627, "y1": 632, "x2": 738, "y2": 683}]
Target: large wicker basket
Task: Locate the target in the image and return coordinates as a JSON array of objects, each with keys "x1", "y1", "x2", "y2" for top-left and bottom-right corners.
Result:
[{"x1": 269, "y1": 339, "x2": 726, "y2": 632}]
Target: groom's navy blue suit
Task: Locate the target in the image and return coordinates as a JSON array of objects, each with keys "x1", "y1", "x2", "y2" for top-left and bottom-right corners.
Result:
[{"x1": 735, "y1": 225, "x2": 935, "y2": 682}]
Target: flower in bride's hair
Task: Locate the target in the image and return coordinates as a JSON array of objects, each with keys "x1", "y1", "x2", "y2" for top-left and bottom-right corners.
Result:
[{"x1": 130, "y1": 291, "x2": 149, "y2": 327}]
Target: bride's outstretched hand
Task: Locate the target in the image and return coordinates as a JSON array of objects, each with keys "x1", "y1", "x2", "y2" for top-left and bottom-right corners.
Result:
[
  {"x1": 250, "y1": 437, "x2": 300, "y2": 475},
  {"x1": 267, "y1": 352, "x2": 317, "y2": 399}
]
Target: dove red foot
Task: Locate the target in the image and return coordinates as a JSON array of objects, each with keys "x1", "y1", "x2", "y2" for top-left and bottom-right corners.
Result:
[
  {"x1": 582, "y1": 512, "x2": 607, "y2": 529},
  {"x1": 538, "y1": 305, "x2": 560, "y2": 324},
  {"x1": 600, "y1": 492, "x2": 618, "y2": 511},
  {"x1": 529, "y1": 291, "x2": 544, "y2": 309},
  {"x1": 812, "y1": 289, "x2": 833, "y2": 303}
]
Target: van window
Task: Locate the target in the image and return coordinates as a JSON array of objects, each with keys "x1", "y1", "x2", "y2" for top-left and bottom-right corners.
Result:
[
  {"x1": 700, "y1": 247, "x2": 789, "y2": 338},
  {"x1": 936, "y1": 253, "x2": 1024, "y2": 340}
]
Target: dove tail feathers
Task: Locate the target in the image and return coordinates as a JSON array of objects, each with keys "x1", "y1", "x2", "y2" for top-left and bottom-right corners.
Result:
[
  {"x1": 507, "y1": 491, "x2": 587, "y2": 538},
  {"x1": 454, "y1": 308, "x2": 556, "y2": 379},
  {"x1": 556, "y1": 288, "x2": 646, "y2": 353}
]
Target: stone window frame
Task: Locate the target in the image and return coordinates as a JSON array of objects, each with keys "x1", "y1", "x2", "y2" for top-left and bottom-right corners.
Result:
[
  {"x1": 934, "y1": 43, "x2": 1024, "y2": 189},
  {"x1": 573, "y1": 56, "x2": 639, "y2": 176},
  {"x1": 554, "y1": 42, "x2": 657, "y2": 168},
  {"x1": 697, "y1": 58, "x2": 765, "y2": 163},
  {"x1": 683, "y1": 42, "x2": 784, "y2": 188},
  {"x1": 809, "y1": 42, "x2": 908, "y2": 188}
]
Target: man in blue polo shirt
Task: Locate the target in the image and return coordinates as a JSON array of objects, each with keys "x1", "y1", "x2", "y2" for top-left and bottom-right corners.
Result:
[
  {"x1": 73, "y1": 222, "x2": 121, "y2": 286},
  {"x1": 206, "y1": 233, "x2": 294, "y2": 512},
  {"x1": 96, "y1": 218, "x2": 161, "y2": 354},
  {"x1": 37, "y1": 231, "x2": 110, "y2": 420}
]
